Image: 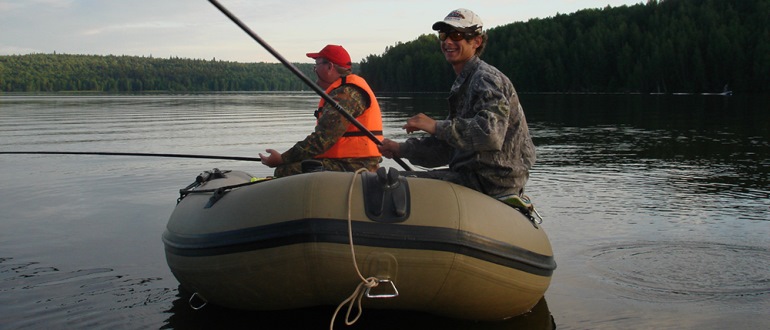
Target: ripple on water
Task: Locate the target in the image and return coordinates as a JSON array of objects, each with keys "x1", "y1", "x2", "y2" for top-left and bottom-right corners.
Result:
[
  {"x1": 0, "y1": 257, "x2": 176, "y2": 328},
  {"x1": 585, "y1": 241, "x2": 770, "y2": 302}
]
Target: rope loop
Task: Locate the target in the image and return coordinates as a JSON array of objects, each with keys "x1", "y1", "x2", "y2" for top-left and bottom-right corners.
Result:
[
  {"x1": 330, "y1": 276, "x2": 380, "y2": 329},
  {"x1": 329, "y1": 169, "x2": 380, "y2": 330}
]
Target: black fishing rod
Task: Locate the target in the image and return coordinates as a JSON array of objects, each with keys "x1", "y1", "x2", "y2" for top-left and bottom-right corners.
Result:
[
  {"x1": 0, "y1": 151, "x2": 261, "y2": 162},
  {"x1": 208, "y1": 0, "x2": 413, "y2": 171}
]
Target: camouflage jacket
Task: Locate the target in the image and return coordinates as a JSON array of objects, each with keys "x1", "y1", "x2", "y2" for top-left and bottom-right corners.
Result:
[{"x1": 399, "y1": 56, "x2": 536, "y2": 197}]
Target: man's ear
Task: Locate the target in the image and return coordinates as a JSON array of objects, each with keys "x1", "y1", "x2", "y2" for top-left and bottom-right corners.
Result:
[{"x1": 472, "y1": 36, "x2": 482, "y2": 49}]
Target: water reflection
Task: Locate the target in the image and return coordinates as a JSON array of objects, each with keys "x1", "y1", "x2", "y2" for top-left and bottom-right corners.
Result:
[
  {"x1": 523, "y1": 94, "x2": 769, "y2": 223},
  {"x1": 163, "y1": 286, "x2": 555, "y2": 330}
]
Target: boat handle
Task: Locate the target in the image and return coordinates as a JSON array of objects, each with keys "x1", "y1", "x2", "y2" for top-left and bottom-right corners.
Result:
[
  {"x1": 188, "y1": 292, "x2": 208, "y2": 310},
  {"x1": 365, "y1": 279, "x2": 399, "y2": 299}
]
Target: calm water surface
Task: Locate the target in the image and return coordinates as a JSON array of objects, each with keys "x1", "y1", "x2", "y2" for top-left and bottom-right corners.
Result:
[{"x1": 1, "y1": 93, "x2": 768, "y2": 329}]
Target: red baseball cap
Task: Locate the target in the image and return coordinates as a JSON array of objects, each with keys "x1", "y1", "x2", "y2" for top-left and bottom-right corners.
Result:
[{"x1": 306, "y1": 44, "x2": 352, "y2": 69}]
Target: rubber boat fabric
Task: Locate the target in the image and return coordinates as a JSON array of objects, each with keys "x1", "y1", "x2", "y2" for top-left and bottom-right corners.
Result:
[{"x1": 163, "y1": 165, "x2": 556, "y2": 324}]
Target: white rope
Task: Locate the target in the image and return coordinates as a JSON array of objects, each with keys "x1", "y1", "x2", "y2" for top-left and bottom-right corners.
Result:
[{"x1": 329, "y1": 168, "x2": 380, "y2": 330}]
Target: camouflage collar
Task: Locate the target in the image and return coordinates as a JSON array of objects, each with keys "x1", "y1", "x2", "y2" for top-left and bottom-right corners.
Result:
[{"x1": 450, "y1": 56, "x2": 480, "y2": 93}]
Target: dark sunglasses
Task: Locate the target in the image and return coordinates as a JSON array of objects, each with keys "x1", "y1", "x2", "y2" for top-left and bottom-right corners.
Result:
[{"x1": 438, "y1": 30, "x2": 477, "y2": 42}]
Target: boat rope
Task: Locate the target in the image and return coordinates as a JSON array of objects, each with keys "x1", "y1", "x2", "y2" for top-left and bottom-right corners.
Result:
[{"x1": 330, "y1": 168, "x2": 381, "y2": 329}]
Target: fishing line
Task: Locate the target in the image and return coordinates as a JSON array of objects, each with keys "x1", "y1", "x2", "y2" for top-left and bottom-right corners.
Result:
[{"x1": 0, "y1": 151, "x2": 261, "y2": 162}]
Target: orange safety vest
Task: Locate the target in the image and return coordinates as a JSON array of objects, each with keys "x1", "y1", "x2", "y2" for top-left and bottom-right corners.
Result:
[{"x1": 315, "y1": 74, "x2": 383, "y2": 159}]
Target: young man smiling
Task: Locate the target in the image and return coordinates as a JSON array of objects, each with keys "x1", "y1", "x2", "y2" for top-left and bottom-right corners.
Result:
[{"x1": 379, "y1": 9, "x2": 536, "y2": 198}]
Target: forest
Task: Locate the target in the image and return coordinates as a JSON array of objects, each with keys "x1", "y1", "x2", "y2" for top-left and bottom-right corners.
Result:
[
  {"x1": 361, "y1": 0, "x2": 769, "y2": 93},
  {"x1": 0, "y1": 54, "x2": 317, "y2": 92},
  {"x1": 1, "y1": 0, "x2": 768, "y2": 94}
]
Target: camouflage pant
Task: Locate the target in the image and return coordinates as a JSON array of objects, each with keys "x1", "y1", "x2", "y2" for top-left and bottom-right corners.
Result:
[
  {"x1": 398, "y1": 169, "x2": 523, "y2": 198},
  {"x1": 273, "y1": 157, "x2": 381, "y2": 177}
]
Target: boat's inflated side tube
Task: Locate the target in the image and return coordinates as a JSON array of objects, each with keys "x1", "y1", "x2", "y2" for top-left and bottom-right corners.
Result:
[{"x1": 361, "y1": 167, "x2": 410, "y2": 223}]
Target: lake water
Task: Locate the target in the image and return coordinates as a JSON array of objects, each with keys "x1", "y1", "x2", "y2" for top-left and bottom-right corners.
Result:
[{"x1": 1, "y1": 92, "x2": 768, "y2": 329}]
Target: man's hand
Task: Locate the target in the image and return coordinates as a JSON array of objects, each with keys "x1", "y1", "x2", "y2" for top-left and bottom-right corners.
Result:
[
  {"x1": 403, "y1": 113, "x2": 437, "y2": 134},
  {"x1": 377, "y1": 139, "x2": 401, "y2": 159},
  {"x1": 259, "y1": 149, "x2": 284, "y2": 167}
]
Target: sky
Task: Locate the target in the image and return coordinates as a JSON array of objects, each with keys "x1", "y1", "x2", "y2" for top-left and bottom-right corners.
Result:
[{"x1": 0, "y1": 0, "x2": 643, "y2": 64}]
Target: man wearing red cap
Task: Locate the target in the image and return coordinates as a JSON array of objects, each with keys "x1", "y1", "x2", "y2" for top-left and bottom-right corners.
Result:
[
  {"x1": 260, "y1": 44, "x2": 383, "y2": 176},
  {"x1": 378, "y1": 9, "x2": 536, "y2": 199}
]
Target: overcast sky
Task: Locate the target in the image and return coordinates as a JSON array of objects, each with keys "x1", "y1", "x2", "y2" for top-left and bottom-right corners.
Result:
[{"x1": 0, "y1": 0, "x2": 642, "y2": 64}]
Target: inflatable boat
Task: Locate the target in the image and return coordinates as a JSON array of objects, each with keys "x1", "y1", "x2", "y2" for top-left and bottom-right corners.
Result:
[{"x1": 162, "y1": 167, "x2": 556, "y2": 321}]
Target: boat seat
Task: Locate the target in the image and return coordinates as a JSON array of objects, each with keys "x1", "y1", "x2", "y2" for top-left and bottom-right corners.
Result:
[{"x1": 301, "y1": 159, "x2": 324, "y2": 173}]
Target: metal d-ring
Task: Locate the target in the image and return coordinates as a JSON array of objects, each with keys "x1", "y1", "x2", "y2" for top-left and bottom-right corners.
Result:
[
  {"x1": 365, "y1": 279, "x2": 399, "y2": 299},
  {"x1": 532, "y1": 206, "x2": 544, "y2": 224},
  {"x1": 188, "y1": 292, "x2": 208, "y2": 310}
]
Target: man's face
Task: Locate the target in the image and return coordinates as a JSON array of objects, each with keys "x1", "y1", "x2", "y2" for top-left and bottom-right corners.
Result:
[
  {"x1": 314, "y1": 59, "x2": 336, "y2": 89},
  {"x1": 439, "y1": 30, "x2": 480, "y2": 65}
]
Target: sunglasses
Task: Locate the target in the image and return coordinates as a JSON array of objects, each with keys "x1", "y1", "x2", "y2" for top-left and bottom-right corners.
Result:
[
  {"x1": 438, "y1": 30, "x2": 477, "y2": 42},
  {"x1": 313, "y1": 60, "x2": 331, "y2": 70}
]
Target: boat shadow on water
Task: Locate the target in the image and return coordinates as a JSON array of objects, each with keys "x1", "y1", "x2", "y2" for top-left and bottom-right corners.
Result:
[{"x1": 162, "y1": 285, "x2": 556, "y2": 330}]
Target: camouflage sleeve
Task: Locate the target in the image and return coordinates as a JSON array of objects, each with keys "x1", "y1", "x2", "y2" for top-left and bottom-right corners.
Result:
[
  {"x1": 434, "y1": 69, "x2": 512, "y2": 152},
  {"x1": 399, "y1": 135, "x2": 455, "y2": 167},
  {"x1": 281, "y1": 84, "x2": 369, "y2": 163}
]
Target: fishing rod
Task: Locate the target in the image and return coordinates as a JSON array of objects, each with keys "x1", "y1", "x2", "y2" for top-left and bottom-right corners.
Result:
[
  {"x1": 208, "y1": 0, "x2": 413, "y2": 171},
  {"x1": 0, "y1": 151, "x2": 261, "y2": 162}
]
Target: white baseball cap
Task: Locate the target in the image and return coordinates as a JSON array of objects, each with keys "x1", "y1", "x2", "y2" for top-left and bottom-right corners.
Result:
[{"x1": 432, "y1": 8, "x2": 483, "y2": 33}]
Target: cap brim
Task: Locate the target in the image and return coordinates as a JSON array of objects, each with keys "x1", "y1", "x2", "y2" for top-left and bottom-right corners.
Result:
[
  {"x1": 432, "y1": 21, "x2": 478, "y2": 33},
  {"x1": 432, "y1": 21, "x2": 454, "y2": 31},
  {"x1": 306, "y1": 52, "x2": 321, "y2": 59}
]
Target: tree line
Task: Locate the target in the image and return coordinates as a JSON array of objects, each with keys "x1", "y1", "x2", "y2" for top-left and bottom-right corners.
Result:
[
  {"x1": 1, "y1": 0, "x2": 767, "y2": 94},
  {"x1": 361, "y1": 0, "x2": 769, "y2": 94},
  {"x1": 0, "y1": 54, "x2": 317, "y2": 92}
]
